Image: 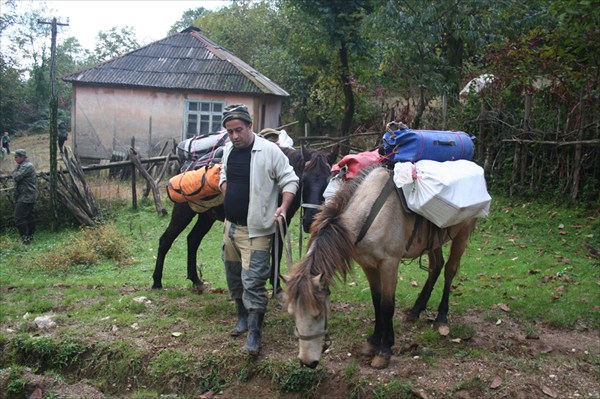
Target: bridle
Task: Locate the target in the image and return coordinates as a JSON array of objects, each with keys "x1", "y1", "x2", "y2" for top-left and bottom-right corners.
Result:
[
  {"x1": 300, "y1": 203, "x2": 322, "y2": 210},
  {"x1": 294, "y1": 285, "x2": 331, "y2": 352},
  {"x1": 295, "y1": 316, "x2": 330, "y2": 353}
]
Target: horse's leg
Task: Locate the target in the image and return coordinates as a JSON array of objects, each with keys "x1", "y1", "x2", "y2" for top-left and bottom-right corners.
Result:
[
  {"x1": 186, "y1": 211, "x2": 217, "y2": 292},
  {"x1": 152, "y1": 203, "x2": 196, "y2": 289},
  {"x1": 370, "y1": 261, "x2": 399, "y2": 369},
  {"x1": 408, "y1": 247, "x2": 445, "y2": 321},
  {"x1": 360, "y1": 267, "x2": 383, "y2": 358},
  {"x1": 436, "y1": 228, "x2": 471, "y2": 325}
]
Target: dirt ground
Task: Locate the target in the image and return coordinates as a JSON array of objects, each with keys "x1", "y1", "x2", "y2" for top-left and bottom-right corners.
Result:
[{"x1": 4, "y1": 306, "x2": 598, "y2": 399}]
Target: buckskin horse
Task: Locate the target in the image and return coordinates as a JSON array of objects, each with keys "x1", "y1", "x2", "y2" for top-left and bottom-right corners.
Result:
[
  {"x1": 283, "y1": 166, "x2": 477, "y2": 369},
  {"x1": 151, "y1": 144, "x2": 338, "y2": 291}
]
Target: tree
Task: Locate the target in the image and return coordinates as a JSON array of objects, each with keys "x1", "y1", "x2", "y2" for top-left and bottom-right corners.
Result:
[
  {"x1": 168, "y1": 7, "x2": 211, "y2": 34},
  {"x1": 284, "y1": 0, "x2": 373, "y2": 142},
  {"x1": 88, "y1": 26, "x2": 140, "y2": 63}
]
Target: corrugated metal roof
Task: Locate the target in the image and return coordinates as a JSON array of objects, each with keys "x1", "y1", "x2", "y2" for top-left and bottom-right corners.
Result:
[{"x1": 62, "y1": 27, "x2": 289, "y2": 96}]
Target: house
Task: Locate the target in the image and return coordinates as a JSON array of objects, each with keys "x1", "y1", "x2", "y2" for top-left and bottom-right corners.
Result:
[{"x1": 62, "y1": 27, "x2": 289, "y2": 162}]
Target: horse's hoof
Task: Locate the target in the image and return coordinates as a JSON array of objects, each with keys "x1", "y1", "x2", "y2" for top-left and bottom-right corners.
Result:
[
  {"x1": 436, "y1": 323, "x2": 450, "y2": 336},
  {"x1": 370, "y1": 355, "x2": 391, "y2": 369},
  {"x1": 359, "y1": 342, "x2": 377, "y2": 357},
  {"x1": 151, "y1": 284, "x2": 162, "y2": 290},
  {"x1": 192, "y1": 283, "x2": 205, "y2": 294},
  {"x1": 405, "y1": 313, "x2": 418, "y2": 322},
  {"x1": 404, "y1": 308, "x2": 420, "y2": 322}
]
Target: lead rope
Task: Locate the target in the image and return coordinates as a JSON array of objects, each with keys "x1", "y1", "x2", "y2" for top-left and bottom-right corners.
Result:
[{"x1": 273, "y1": 215, "x2": 293, "y2": 301}]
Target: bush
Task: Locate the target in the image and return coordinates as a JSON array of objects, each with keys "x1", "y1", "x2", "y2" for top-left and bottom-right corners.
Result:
[{"x1": 37, "y1": 222, "x2": 131, "y2": 270}]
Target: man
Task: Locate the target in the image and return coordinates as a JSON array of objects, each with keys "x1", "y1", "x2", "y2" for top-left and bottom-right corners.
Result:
[
  {"x1": 219, "y1": 104, "x2": 299, "y2": 356},
  {"x1": 12, "y1": 149, "x2": 37, "y2": 244},
  {"x1": 58, "y1": 121, "x2": 68, "y2": 153},
  {"x1": 2, "y1": 131, "x2": 10, "y2": 154}
]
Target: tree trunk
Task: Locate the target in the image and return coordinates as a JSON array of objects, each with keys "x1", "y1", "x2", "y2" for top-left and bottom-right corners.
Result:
[
  {"x1": 339, "y1": 43, "x2": 354, "y2": 156},
  {"x1": 412, "y1": 86, "x2": 427, "y2": 130}
]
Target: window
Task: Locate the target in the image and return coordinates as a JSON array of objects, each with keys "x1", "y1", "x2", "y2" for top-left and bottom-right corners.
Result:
[{"x1": 184, "y1": 100, "x2": 224, "y2": 139}]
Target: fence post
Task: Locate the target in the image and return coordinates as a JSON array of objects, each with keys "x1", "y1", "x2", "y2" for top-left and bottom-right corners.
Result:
[{"x1": 131, "y1": 137, "x2": 137, "y2": 210}]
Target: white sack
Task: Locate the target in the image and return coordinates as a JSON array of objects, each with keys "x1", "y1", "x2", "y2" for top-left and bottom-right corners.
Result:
[
  {"x1": 323, "y1": 175, "x2": 343, "y2": 204},
  {"x1": 179, "y1": 131, "x2": 228, "y2": 157},
  {"x1": 397, "y1": 160, "x2": 491, "y2": 228},
  {"x1": 277, "y1": 129, "x2": 294, "y2": 148}
]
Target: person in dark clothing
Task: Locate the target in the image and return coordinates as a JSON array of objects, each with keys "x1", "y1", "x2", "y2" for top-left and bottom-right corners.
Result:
[
  {"x1": 2, "y1": 131, "x2": 10, "y2": 154},
  {"x1": 58, "y1": 121, "x2": 68, "y2": 153},
  {"x1": 12, "y1": 149, "x2": 37, "y2": 244}
]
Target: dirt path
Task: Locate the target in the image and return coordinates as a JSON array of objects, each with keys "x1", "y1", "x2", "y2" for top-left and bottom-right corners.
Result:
[{"x1": 3, "y1": 308, "x2": 598, "y2": 399}]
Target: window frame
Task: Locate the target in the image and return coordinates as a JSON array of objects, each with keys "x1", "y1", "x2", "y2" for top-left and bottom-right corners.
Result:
[{"x1": 184, "y1": 100, "x2": 225, "y2": 139}]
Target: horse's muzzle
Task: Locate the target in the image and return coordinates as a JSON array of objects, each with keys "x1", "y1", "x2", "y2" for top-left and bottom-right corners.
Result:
[{"x1": 300, "y1": 358, "x2": 319, "y2": 369}]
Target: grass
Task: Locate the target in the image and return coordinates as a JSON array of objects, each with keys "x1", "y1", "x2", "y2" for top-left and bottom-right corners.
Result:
[{"x1": 0, "y1": 191, "x2": 598, "y2": 398}]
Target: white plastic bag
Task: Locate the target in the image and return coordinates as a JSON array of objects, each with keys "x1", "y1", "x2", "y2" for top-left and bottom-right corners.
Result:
[
  {"x1": 397, "y1": 160, "x2": 491, "y2": 228},
  {"x1": 277, "y1": 129, "x2": 294, "y2": 148},
  {"x1": 323, "y1": 175, "x2": 343, "y2": 204}
]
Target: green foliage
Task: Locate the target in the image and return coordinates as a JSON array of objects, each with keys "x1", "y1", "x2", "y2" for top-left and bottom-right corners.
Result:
[
  {"x1": 149, "y1": 349, "x2": 195, "y2": 382},
  {"x1": 4, "y1": 365, "x2": 28, "y2": 397},
  {"x1": 88, "y1": 26, "x2": 140, "y2": 63},
  {"x1": 372, "y1": 379, "x2": 414, "y2": 399},
  {"x1": 83, "y1": 340, "x2": 145, "y2": 392},
  {"x1": 277, "y1": 360, "x2": 326, "y2": 393},
  {"x1": 168, "y1": 6, "x2": 211, "y2": 34},
  {"x1": 11, "y1": 336, "x2": 85, "y2": 370}
]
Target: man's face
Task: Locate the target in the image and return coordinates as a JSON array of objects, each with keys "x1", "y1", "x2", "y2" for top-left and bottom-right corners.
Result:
[
  {"x1": 14, "y1": 155, "x2": 25, "y2": 165},
  {"x1": 225, "y1": 119, "x2": 254, "y2": 149}
]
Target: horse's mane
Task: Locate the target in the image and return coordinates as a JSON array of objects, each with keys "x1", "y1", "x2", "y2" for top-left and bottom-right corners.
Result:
[
  {"x1": 285, "y1": 166, "x2": 381, "y2": 313},
  {"x1": 304, "y1": 152, "x2": 331, "y2": 175}
]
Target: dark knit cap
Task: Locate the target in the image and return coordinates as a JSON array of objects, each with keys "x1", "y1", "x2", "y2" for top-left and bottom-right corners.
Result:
[
  {"x1": 222, "y1": 104, "x2": 253, "y2": 127},
  {"x1": 14, "y1": 149, "x2": 27, "y2": 157}
]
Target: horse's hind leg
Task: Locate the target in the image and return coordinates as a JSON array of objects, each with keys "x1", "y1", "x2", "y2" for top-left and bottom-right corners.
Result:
[
  {"x1": 186, "y1": 212, "x2": 217, "y2": 292},
  {"x1": 408, "y1": 248, "x2": 444, "y2": 321},
  {"x1": 152, "y1": 203, "x2": 196, "y2": 289}
]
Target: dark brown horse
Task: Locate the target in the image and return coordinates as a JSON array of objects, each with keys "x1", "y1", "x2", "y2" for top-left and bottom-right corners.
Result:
[
  {"x1": 151, "y1": 144, "x2": 337, "y2": 291},
  {"x1": 284, "y1": 166, "x2": 477, "y2": 369}
]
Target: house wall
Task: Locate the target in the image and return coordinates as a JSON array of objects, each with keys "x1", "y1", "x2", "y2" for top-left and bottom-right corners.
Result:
[{"x1": 71, "y1": 85, "x2": 283, "y2": 161}]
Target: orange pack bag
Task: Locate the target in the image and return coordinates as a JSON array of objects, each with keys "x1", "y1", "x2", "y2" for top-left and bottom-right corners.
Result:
[{"x1": 167, "y1": 163, "x2": 222, "y2": 204}]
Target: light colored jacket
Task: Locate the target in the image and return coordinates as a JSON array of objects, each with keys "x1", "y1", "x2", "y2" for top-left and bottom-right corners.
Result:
[{"x1": 220, "y1": 134, "x2": 299, "y2": 237}]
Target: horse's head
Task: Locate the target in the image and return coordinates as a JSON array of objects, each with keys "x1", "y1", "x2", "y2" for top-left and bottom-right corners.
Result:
[
  {"x1": 282, "y1": 271, "x2": 330, "y2": 369},
  {"x1": 301, "y1": 144, "x2": 339, "y2": 233}
]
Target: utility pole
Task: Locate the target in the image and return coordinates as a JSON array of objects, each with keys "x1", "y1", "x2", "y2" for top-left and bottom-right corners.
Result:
[{"x1": 38, "y1": 17, "x2": 69, "y2": 231}]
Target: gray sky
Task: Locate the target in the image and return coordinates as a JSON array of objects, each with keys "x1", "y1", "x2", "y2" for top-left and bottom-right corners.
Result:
[{"x1": 31, "y1": 0, "x2": 231, "y2": 50}]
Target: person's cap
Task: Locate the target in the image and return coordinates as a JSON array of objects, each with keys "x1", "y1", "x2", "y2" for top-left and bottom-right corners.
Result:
[
  {"x1": 222, "y1": 104, "x2": 252, "y2": 127},
  {"x1": 14, "y1": 149, "x2": 27, "y2": 157},
  {"x1": 259, "y1": 128, "x2": 280, "y2": 143}
]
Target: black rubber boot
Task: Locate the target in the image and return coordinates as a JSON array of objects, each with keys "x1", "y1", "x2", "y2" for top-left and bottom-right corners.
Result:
[
  {"x1": 230, "y1": 299, "x2": 248, "y2": 337},
  {"x1": 243, "y1": 312, "x2": 264, "y2": 356}
]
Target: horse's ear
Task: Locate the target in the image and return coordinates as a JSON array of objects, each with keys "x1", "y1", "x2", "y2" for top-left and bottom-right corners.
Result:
[
  {"x1": 280, "y1": 274, "x2": 290, "y2": 285},
  {"x1": 310, "y1": 273, "x2": 324, "y2": 290},
  {"x1": 327, "y1": 144, "x2": 339, "y2": 166},
  {"x1": 301, "y1": 144, "x2": 312, "y2": 162}
]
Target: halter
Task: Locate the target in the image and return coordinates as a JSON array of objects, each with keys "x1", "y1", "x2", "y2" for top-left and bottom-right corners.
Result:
[
  {"x1": 295, "y1": 317, "x2": 330, "y2": 353},
  {"x1": 294, "y1": 285, "x2": 331, "y2": 352},
  {"x1": 295, "y1": 322, "x2": 328, "y2": 341},
  {"x1": 301, "y1": 203, "x2": 322, "y2": 210}
]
